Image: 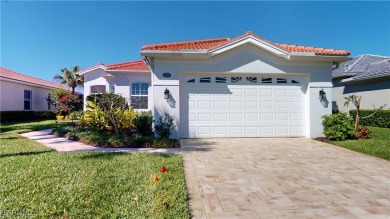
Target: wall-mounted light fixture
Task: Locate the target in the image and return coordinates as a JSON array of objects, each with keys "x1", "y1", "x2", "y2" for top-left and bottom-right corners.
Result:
[
  {"x1": 164, "y1": 87, "x2": 170, "y2": 100},
  {"x1": 319, "y1": 89, "x2": 326, "y2": 101}
]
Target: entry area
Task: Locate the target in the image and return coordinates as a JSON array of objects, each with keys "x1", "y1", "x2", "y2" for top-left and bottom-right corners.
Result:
[{"x1": 180, "y1": 74, "x2": 306, "y2": 138}]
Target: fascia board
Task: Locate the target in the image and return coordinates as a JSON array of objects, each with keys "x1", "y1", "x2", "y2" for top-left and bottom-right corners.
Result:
[
  {"x1": 78, "y1": 65, "x2": 107, "y2": 75},
  {"x1": 209, "y1": 36, "x2": 290, "y2": 58},
  {"x1": 289, "y1": 55, "x2": 351, "y2": 62}
]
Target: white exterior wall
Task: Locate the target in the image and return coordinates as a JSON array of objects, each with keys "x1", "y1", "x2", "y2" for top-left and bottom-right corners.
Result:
[
  {"x1": 0, "y1": 79, "x2": 54, "y2": 111},
  {"x1": 83, "y1": 69, "x2": 108, "y2": 110},
  {"x1": 83, "y1": 69, "x2": 152, "y2": 111},
  {"x1": 332, "y1": 79, "x2": 390, "y2": 113},
  {"x1": 151, "y1": 45, "x2": 334, "y2": 138}
]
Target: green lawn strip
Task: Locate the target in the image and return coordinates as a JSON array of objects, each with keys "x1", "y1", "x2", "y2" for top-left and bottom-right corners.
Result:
[
  {"x1": 331, "y1": 126, "x2": 390, "y2": 160},
  {"x1": 0, "y1": 121, "x2": 190, "y2": 218}
]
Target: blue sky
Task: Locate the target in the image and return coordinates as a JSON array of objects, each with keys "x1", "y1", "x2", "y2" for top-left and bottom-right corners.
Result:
[{"x1": 1, "y1": 1, "x2": 389, "y2": 83}]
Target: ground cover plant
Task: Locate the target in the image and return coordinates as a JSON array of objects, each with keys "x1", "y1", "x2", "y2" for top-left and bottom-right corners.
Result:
[
  {"x1": 0, "y1": 120, "x2": 190, "y2": 218},
  {"x1": 330, "y1": 126, "x2": 390, "y2": 160}
]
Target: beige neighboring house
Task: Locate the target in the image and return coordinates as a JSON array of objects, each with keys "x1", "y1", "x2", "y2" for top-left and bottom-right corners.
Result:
[
  {"x1": 332, "y1": 54, "x2": 390, "y2": 113},
  {"x1": 0, "y1": 67, "x2": 64, "y2": 111}
]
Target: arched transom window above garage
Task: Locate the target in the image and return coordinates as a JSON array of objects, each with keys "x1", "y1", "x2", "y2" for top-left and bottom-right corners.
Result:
[{"x1": 184, "y1": 76, "x2": 301, "y2": 85}]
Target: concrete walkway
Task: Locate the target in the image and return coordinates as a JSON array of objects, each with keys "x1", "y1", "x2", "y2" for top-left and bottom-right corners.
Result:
[
  {"x1": 181, "y1": 138, "x2": 390, "y2": 219},
  {"x1": 21, "y1": 131, "x2": 390, "y2": 218},
  {"x1": 20, "y1": 129, "x2": 180, "y2": 153}
]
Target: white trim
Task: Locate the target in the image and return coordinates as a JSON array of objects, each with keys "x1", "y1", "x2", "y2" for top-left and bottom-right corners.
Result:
[
  {"x1": 209, "y1": 36, "x2": 289, "y2": 58},
  {"x1": 308, "y1": 82, "x2": 333, "y2": 88},
  {"x1": 77, "y1": 65, "x2": 107, "y2": 75},
  {"x1": 153, "y1": 81, "x2": 180, "y2": 86}
]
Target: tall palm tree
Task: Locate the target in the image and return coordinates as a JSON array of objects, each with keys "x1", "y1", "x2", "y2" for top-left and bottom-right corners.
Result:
[{"x1": 54, "y1": 66, "x2": 84, "y2": 94}]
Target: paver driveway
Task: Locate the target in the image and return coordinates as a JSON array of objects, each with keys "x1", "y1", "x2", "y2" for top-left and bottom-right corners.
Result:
[{"x1": 181, "y1": 138, "x2": 390, "y2": 218}]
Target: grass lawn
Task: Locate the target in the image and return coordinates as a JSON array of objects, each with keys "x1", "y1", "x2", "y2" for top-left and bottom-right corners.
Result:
[
  {"x1": 0, "y1": 120, "x2": 190, "y2": 218},
  {"x1": 332, "y1": 126, "x2": 390, "y2": 160}
]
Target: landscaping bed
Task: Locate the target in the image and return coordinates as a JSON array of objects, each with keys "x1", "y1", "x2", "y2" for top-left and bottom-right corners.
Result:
[
  {"x1": 52, "y1": 125, "x2": 179, "y2": 148},
  {"x1": 0, "y1": 120, "x2": 190, "y2": 218},
  {"x1": 315, "y1": 126, "x2": 390, "y2": 161}
]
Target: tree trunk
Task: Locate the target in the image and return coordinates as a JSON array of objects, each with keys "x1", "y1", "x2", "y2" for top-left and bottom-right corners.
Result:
[{"x1": 71, "y1": 86, "x2": 75, "y2": 95}]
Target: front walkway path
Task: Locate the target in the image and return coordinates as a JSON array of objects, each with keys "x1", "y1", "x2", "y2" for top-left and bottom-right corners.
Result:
[
  {"x1": 181, "y1": 138, "x2": 390, "y2": 218},
  {"x1": 20, "y1": 129, "x2": 180, "y2": 153},
  {"x1": 21, "y1": 131, "x2": 390, "y2": 218}
]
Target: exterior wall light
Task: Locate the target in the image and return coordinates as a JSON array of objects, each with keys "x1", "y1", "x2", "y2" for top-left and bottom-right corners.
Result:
[
  {"x1": 319, "y1": 89, "x2": 326, "y2": 101},
  {"x1": 164, "y1": 87, "x2": 170, "y2": 100}
]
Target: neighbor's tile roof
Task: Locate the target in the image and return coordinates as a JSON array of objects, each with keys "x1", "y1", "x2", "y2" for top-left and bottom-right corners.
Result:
[
  {"x1": 0, "y1": 67, "x2": 64, "y2": 89},
  {"x1": 343, "y1": 58, "x2": 390, "y2": 82},
  {"x1": 106, "y1": 60, "x2": 149, "y2": 71},
  {"x1": 141, "y1": 31, "x2": 350, "y2": 56}
]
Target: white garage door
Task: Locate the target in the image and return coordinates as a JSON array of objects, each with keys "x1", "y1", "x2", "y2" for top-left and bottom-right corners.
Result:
[{"x1": 180, "y1": 75, "x2": 306, "y2": 138}]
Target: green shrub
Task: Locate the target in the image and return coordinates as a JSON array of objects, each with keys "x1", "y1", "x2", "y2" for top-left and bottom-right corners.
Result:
[
  {"x1": 154, "y1": 114, "x2": 175, "y2": 139},
  {"x1": 322, "y1": 113, "x2": 357, "y2": 141},
  {"x1": 0, "y1": 111, "x2": 56, "y2": 123},
  {"x1": 81, "y1": 94, "x2": 136, "y2": 135},
  {"x1": 134, "y1": 111, "x2": 153, "y2": 136},
  {"x1": 349, "y1": 109, "x2": 390, "y2": 128}
]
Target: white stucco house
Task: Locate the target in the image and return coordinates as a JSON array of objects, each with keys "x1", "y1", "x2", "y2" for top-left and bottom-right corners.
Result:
[
  {"x1": 80, "y1": 31, "x2": 350, "y2": 139},
  {"x1": 0, "y1": 67, "x2": 64, "y2": 111}
]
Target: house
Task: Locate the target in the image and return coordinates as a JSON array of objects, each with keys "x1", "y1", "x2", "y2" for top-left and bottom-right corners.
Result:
[
  {"x1": 0, "y1": 67, "x2": 64, "y2": 111},
  {"x1": 332, "y1": 54, "x2": 390, "y2": 113},
  {"x1": 77, "y1": 60, "x2": 152, "y2": 111},
  {"x1": 81, "y1": 31, "x2": 350, "y2": 138}
]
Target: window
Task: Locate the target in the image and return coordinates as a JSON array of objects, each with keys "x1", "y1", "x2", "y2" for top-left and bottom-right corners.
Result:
[
  {"x1": 131, "y1": 82, "x2": 148, "y2": 109},
  {"x1": 24, "y1": 90, "x2": 32, "y2": 110},
  {"x1": 110, "y1": 85, "x2": 115, "y2": 93},
  {"x1": 200, "y1": 77, "x2": 211, "y2": 83},
  {"x1": 231, "y1": 77, "x2": 242, "y2": 83},
  {"x1": 261, "y1": 77, "x2": 272, "y2": 83},
  {"x1": 216, "y1": 77, "x2": 227, "y2": 83},
  {"x1": 246, "y1": 77, "x2": 257, "y2": 83},
  {"x1": 292, "y1": 80, "x2": 299, "y2": 84},
  {"x1": 186, "y1": 79, "x2": 195, "y2": 83},
  {"x1": 277, "y1": 78, "x2": 287, "y2": 84}
]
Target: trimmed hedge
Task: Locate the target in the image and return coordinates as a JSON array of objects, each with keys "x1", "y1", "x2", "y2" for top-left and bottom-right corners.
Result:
[
  {"x1": 349, "y1": 109, "x2": 390, "y2": 128},
  {"x1": 0, "y1": 111, "x2": 56, "y2": 123}
]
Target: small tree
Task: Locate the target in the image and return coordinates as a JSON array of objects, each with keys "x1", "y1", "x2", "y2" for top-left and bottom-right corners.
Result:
[
  {"x1": 344, "y1": 95, "x2": 386, "y2": 131},
  {"x1": 54, "y1": 66, "x2": 84, "y2": 94}
]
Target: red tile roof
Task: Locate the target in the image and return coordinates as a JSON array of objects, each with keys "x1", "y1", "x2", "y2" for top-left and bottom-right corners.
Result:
[
  {"x1": 141, "y1": 38, "x2": 230, "y2": 51},
  {"x1": 141, "y1": 31, "x2": 350, "y2": 56},
  {"x1": 106, "y1": 60, "x2": 149, "y2": 71},
  {"x1": 0, "y1": 67, "x2": 65, "y2": 89}
]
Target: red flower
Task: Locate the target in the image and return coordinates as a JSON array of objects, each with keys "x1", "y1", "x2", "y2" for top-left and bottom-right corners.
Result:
[{"x1": 161, "y1": 166, "x2": 167, "y2": 173}]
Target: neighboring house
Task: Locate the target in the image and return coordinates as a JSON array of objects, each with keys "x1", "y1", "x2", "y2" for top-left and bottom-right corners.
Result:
[
  {"x1": 82, "y1": 30, "x2": 350, "y2": 139},
  {"x1": 0, "y1": 67, "x2": 64, "y2": 111},
  {"x1": 77, "y1": 60, "x2": 152, "y2": 111},
  {"x1": 332, "y1": 54, "x2": 390, "y2": 113}
]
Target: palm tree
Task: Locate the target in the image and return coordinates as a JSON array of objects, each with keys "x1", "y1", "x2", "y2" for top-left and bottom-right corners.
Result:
[{"x1": 54, "y1": 66, "x2": 84, "y2": 94}]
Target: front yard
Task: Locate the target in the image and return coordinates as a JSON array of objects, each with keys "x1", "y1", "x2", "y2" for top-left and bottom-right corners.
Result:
[
  {"x1": 0, "y1": 121, "x2": 190, "y2": 218},
  {"x1": 331, "y1": 126, "x2": 390, "y2": 160}
]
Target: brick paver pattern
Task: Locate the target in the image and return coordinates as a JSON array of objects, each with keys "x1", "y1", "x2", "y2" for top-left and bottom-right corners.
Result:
[{"x1": 181, "y1": 138, "x2": 390, "y2": 219}]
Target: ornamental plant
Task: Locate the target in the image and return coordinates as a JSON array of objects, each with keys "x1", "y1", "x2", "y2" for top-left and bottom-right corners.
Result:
[
  {"x1": 322, "y1": 113, "x2": 357, "y2": 141},
  {"x1": 80, "y1": 93, "x2": 136, "y2": 136},
  {"x1": 55, "y1": 94, "x2": 83, "y2": 116},
  {"x1": 154, "y1": 114, "x2": 175, "y2": 139}
]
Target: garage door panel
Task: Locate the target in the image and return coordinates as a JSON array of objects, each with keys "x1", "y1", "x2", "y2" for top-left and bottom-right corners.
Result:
[
  {"x1": 230, "y1": 126, "x2": 243, "y2": 134},
  {"x1": 181, "y1": 75, "x2": 305, "y2": 138}
]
